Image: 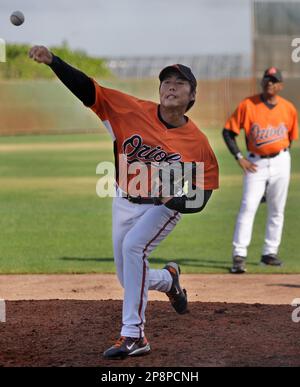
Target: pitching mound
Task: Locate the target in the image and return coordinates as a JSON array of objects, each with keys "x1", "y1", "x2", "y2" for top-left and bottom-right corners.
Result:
[{"x1": 0, "y1": 300, "x2": 299, "y2": 367}]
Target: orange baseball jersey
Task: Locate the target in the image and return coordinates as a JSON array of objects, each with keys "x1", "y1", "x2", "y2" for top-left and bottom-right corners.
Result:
[
  {"x1": 225, "y1": 95, "x2": 299, "y2": 155},
  {"x1": 90, "y1": 80, "x2": 219, "y2": 193}
]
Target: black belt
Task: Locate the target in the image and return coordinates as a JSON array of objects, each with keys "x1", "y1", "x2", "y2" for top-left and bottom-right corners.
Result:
[
  {"x1": 124, "y1": 195, "x2": 162, "y2": 205},
  {"x1": 249, "y1": 148, "x2": 287, "y2": 159}
]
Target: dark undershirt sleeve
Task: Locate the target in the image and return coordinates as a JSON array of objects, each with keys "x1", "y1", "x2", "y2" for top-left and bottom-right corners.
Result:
[
  {"x1": 164, "y1": 188, "x2": 213, "y2": 214},
  {"x1": 222, "y1": 128, "x2": 241, "y2": 157},
  {"x1": 48, "y1": 54, "x2": 96, "y2": 107}
]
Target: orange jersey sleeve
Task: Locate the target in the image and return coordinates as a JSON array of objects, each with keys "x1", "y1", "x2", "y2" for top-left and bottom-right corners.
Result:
[
  {"x1": 289, "y1": 104, "x2": 299, "y2": 141},
  {"x1": 89, "y1": 79, "x2": 144, "y2": 139},
  {"x1": 224, "y1": 99, "x2": 247, "y2": 134}
]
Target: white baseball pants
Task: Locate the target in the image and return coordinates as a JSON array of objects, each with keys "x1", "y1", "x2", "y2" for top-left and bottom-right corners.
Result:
[
  {"x1": 112, "y1": 194, "x2": 181, "y2": 338},
  {"x1": 233, "y1": 149, "x2": 291, "y2": 258}
]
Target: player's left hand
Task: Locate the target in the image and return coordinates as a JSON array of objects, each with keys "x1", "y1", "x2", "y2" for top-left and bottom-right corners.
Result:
[{"x1": 238, "y1": 158, "x2": 257, "y2": 173}]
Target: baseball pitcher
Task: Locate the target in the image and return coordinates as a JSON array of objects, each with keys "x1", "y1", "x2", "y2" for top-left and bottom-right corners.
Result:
[
  {"x1": 223, "y1": 67, "x2": 298, "y2": 274},
  {"x1": 29, "y1": 46, "x2": 219, "y2": 359}
]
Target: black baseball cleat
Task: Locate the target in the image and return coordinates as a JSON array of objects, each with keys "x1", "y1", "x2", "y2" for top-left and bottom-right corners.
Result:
[
  {"x1": 103, "y1": 336, "x2": 151, "y2": 360},
  {"x1": 164, "y1": 262, "x2": 188, "y2": 314},
  {"x1": 230, "y1": 256, "x2": 247, "y2": 274},
  {"x1": 261, "y1": 254, "x2": 283, "y2": 267}
]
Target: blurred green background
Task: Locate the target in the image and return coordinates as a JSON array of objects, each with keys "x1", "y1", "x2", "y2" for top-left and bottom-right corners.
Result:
[
  {"x1": 0, "y1": 43, "x2": 299, "y2": 274},
  {"x1": 0, "y1": 131, "x2": 299, "y2": 274}
]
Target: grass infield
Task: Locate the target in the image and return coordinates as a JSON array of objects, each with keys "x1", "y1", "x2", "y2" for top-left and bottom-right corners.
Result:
[{"x1": 0, "y1": 130, "x2": 299, "y2": 274}]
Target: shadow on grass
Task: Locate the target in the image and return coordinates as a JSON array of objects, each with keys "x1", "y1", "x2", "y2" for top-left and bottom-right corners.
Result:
[
  {"x1": 266, "y1": 284, "x2": 300, "y2": 289},
  {"x1": 60, "y1": 256, "x2": 259, "y2": 271},
  {"x1": 61, "y1": 257, "x2": 114, "y2": 263}
]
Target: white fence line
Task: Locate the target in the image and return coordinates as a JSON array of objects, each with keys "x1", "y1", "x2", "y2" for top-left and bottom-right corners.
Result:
[
  {"x1": 105, "y1": 54, "x2": 251, "y2": 80},
  {"x1": 0, "y1": 299, "x2": 6, "y2": 323}
]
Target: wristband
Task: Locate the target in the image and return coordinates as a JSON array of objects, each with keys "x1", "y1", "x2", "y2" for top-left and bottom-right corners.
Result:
[
  {"x1": 48, "y1": 53, "x2": 58, "y2": 67},
  {"x1": 235, "y1": 152, "x2": 244, "y2": 160}
]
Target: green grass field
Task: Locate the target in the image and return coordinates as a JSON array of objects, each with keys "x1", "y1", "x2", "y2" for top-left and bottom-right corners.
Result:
[{"x1": 0, "y1": 130, "x2": 299, "y2": 274}]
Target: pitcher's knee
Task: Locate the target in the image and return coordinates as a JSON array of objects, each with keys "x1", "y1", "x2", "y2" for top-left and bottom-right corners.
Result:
[{"x1": 122, "y1": 237, "x2": 143, "y2": 261}]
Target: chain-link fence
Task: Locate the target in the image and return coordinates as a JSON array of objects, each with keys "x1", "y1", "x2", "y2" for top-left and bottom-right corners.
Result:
[
  {"x1": 106, "y1": 55, "x2": 251, "y2": 80},
  {"x1": 0, "y1": 54, "x2": 253, "y2": 135}
]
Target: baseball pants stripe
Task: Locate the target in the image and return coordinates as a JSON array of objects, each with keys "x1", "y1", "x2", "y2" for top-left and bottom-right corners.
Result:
[
  {"x1": 112, "y1": 196, "x2": 181, "y2": 338},
  {"x1": 137, "y1": 210, "x2": 180, "y2": 337}
]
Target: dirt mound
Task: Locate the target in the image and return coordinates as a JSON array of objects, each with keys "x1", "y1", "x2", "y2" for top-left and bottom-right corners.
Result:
[{"x1": 0, "y1": 300, "x2": 299, "y2": 367}]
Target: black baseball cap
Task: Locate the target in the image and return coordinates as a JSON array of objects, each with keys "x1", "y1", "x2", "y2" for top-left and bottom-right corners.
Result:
[
  {"x1": 159, "y1": 64, "x2": 197, "y2": 91},
  {"x1": 262, "y1": 67, "x2": 283, "y2": 82}
]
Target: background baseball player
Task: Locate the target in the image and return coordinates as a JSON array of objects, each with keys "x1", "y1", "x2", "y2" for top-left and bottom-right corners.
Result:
[
  {"x1": 223, "y1": 67, "x2": 298, "y2": 274},
  {"x1": 29, "y1": 45, "x2": 219, "y2": 359}
]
